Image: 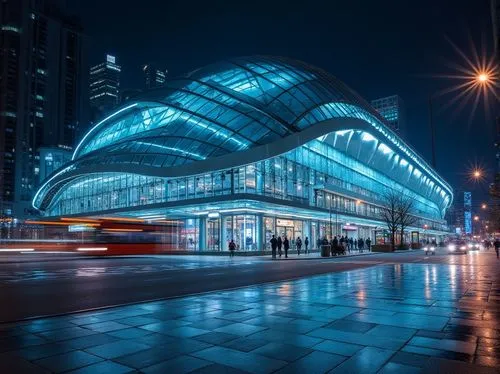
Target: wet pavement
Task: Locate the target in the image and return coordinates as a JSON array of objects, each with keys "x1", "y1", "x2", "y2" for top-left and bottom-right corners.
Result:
[{"x1": 1, "y1": 250, "x2": 499, "y2": 373}]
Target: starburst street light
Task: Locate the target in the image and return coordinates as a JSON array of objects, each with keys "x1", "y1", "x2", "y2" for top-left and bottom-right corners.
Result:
[
  {"x1": 477, "y1": 73, "x2": 489, "y2": 83},
  {"x1": 431, "y1": 36, "x2": 499, "y2": 123}
]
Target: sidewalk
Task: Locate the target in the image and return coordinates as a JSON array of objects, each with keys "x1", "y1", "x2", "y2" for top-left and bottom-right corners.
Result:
[
  {"x1": 1, "y1": 251, "x2": 498, "y2": 373},
  {"x1": 264, "y1": 249, "x2": 378, "y2": 260}
]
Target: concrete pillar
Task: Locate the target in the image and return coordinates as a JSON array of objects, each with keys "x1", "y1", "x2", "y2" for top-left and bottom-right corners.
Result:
[
  {"x1": 256, "y1": 214, "x2": 263, "y2": 251},
  {"x1": 199, "y1": 217, "x2": 206, "y2": 252}
]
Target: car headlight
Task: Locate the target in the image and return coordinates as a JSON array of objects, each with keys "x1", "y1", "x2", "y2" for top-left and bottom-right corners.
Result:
[
  {"x1": 430, "y1": 247, "x2": 435, "y2": 250},
  {"x1": 474, "y1": 244, "x2": 480, "y2": 248},
  {"x1": 423, "y1": 246, "x2": 428, "y2": 250},
  {"x1": 460, "y1": 246, "x2": 467, "y2": 250},
  {"x1": 467, "y1": 244, "x2": 473, "y2": 248},
  {"x1": 448, "y1": 245, "x2": 455, "y2": 251}
]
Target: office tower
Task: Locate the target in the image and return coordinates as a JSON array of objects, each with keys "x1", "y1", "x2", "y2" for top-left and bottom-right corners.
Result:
[
  {"x1": 0, "y1": 0, "x2": 87, "y2": 219},
  {"x1": 371, "y1": 95, "x2": 406, "y2": 136},
  {"x1": 143, "y1": 64, "x2": 167, "y2": 89},
  {"x1": 89, "y1": 54, "x2": 121, "y2": 115}
]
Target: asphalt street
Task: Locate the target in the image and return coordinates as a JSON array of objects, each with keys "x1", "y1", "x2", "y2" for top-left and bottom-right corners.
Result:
[{"x1": 0, "y1": 248, "x2": 493, "y2": 322}]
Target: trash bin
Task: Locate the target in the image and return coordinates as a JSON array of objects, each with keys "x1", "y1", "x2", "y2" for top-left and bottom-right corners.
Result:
[{"x1": 321, "y1": 245, "x2": 330, "y2": 257}]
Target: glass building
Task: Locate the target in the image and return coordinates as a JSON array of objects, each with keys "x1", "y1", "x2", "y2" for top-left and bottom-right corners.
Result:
[{"x1": 33, "y1": 56, "x2": 453, "y2": 251}]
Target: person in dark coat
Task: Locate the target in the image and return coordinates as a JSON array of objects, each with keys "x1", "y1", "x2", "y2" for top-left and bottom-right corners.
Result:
[
  {"x1": 277, "y1": 236, "x2": 282, "y2": 257},
  {"x1": 332, "y1": 236, "x2": 338, "y2": 256},
  {"x1": 358, "y1": 238, "x2": 364, "y2": 252},
  {"x1": 366, "y1": 238, "x2": 371, "y2": 251},
  {"x1": 304, "y1": 237, "x2": 309, "y2": 254},
  {"x1": 283, "y1": 236, "x2": 290, "y2": 258},
  {"x1": 296, "y1": 237, "x2": 302, "y2": 255},
  {"x1": 270, "y1": 235, "x2": 278, "y2": 259}
]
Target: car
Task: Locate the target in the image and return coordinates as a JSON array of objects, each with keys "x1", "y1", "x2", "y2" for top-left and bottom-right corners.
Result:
[
  {"x1": 468, "y1": 242, "x2": 481, "y2": 251},
  {"x1": 447, "y1": 240, "x2": 468, "y2": 255},
  {"x1": 423, "y1": 244, "x2": 436, "y2": 255}
]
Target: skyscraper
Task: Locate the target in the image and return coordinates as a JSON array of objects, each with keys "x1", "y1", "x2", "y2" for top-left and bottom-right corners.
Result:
[
  {"x1": 0, "y1": 0, "x2": 87, "y2": 220},
  {"x1": 89, "y1": 54, "x2": 121, "y2": 116},
  {"x1": 371, "y1": 95, "x2": 406, "y2": 136},
  {"x1": 143, "y1": 64, "x2": 167, "y2": 89}
]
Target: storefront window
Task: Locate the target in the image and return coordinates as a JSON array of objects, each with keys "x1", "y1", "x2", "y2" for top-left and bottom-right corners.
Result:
[
  {"x1": 222, "y1": 215, "x2": 258, "y2": 251},
  {"x1": 264, "y1": 217, "x2": 275, "y2": 250}
]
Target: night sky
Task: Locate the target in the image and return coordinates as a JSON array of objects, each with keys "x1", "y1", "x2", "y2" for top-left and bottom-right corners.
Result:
[{"x1": 70, "y1": 0, "x2": 497, "y2": 202}]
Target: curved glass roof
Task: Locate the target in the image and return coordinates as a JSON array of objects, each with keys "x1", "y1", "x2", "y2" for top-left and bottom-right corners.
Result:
[
  {"x1": 73, "y1": 56, "x2": 379, "y2": 163},
  {"x1": 35, "y1": 56, "x2": 453, "y2": 212}
]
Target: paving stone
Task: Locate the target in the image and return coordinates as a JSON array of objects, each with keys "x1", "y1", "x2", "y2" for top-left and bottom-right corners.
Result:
[
  {"x1": 66, "y1": 334, "x2": 120, "y2": 350},
  {"x1": 329, "y1": 346, "x2": 395, "y2": 373},
  {"x1": 85, "y1": 340, "x2": 150, "y2": 359},
  {"x1": 105, "y1": 327, "x2": 153, "y2": 339},
  {"x1": 15, "y1": 342, "x2": 76, "y2": 360},
  {"x1": 274, "y1": 350, "x2": 346, "y2": 374},
  {"x1": 83, "y1": 321, "x2": 131, "y2": 333},
  {"x1": 67, "y1": 360, "x2": 134, "y2": 374},
  {"x1": 192, "y1": 346, "x2": 288, "y2": 373},
  {"x1": 308, "y1": 328, "x2": 406, "y2": 350},
  {"x1": 312, "y1": 340, "x2": 363, "y2": 356},
  {"x1": 142, "y1": 354, "x2": 212, "y2": 374},
  {"x1": 377, "y1": 362, "x2": 421, "y2": 374},
  {"x1": 214, "y1": 323, "x2": 268, "y2": 337},
  {"x1": 0, "y1": 351, "x2": 51, "y2": 373},
  {"x1": 408, "y1": 336, "x2": 477, "y2": 355},
  {"x1": 34, "y1": 350, "x2": 103, "y2": 373},
  {"x1": 251, "y1": 342, "x2": 312, "y2": 362},
  {"x1": 194, "y1": 332, "x2": 240, "y2": 345},
  {"x1": 220, "y1": 336, "x2": 270, "y2": 352}
]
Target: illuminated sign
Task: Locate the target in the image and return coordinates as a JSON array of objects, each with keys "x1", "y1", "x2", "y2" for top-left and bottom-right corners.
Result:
[
  {"x1": 68, "y1": 225, "x2": 95, "y2": 232},
  {"x1": 208, "y1": 212, "x2": 220, "y2": 219},
  {"x1": 276, "y1": 219, "x2": 294, "y2": 227},
  {"x1": 106, "y1": 54, "x2": 116, "y2": 64},
  {"x1": 343, "y1": 225, "x2": 358, "y2": 231}
]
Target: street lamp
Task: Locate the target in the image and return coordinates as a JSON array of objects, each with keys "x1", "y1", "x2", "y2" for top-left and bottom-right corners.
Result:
[
  {"x1": 481, "y1": 203, "x2": 487, "y2": 209},
  {"x1": 473, "y1": 216, "x2": 479, "y2": 221}
]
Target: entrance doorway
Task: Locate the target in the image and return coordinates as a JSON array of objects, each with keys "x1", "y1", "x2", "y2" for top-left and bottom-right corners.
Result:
[
  {"x1": 207, "y1": 219, "x2": 220, "y2": 251},
  {"x1": 277, "y1": 226, "x2": 294, "y2": 241}
]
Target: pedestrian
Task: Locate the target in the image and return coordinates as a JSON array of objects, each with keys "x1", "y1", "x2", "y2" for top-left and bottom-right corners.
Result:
[
  {"x1": 366, "y1": 238, "x2": 371, "y2": 251},
  {"x1": 296, "y1": 236, "x2": 302, "y2": 255},
  {"x1": 332, "y1": 236, "x2": 338, "y2": 256},
  {"x1": 358, "y1": 238, "x2": 364, "y2": 252},
  {"x1": 277, "y1": 236, "x2": 283, "y2": 257},
  {"x1": 316, "y1": 238, "x2": 321, "y2": 251},
  {"x1": 354, "y1": 237, "x2": 358, "y2": 250},
  {"x1": 348, "y1": 237, "x2": 353, "y2": 253},
  {"x1": 494, "y1": 238, "x2": 500, "y2": 259},
  {"x1": 229, "y1": 239, "x2": 236, "y2": 258},
  {"x1": 304, "y1": 237, "x2": 309, "y2": 254},
  {"x1": 283, "y1": 236, "x2": 290, "y2": 258},
  {"x1": 270, "y1": 235, "x2": 277, "y2": 259}
]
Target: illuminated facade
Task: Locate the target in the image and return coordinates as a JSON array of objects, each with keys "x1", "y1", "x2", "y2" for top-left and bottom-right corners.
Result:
[{"x1": 34, "y1": 57, "x2": 453, "y2": 251}]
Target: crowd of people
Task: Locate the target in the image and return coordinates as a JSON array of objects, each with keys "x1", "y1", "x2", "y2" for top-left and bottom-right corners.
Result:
[
  {"x1": 318, "y1": 235, "x2": 371, "y2": 256},
  {"x1": 266, "y1": 234, "x2": 370, "y2": 259}
]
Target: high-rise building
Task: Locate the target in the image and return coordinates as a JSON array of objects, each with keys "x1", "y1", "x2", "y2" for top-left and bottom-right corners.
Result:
[
  {"x1": 371, "y1": 95, "x2": 406, "y2": 136},
  {"x1": 143, "y1": 64, "x2": 167, "y2": 89},
  {"x1": 39, "y1": 146, "x2": 72, "y2": 181},
  {"x1": 89, "y1": 54, "x2": 121, "y2": 116},
  {"x1": 0, "y1": 0, "x2": 87, "y2": 219}
]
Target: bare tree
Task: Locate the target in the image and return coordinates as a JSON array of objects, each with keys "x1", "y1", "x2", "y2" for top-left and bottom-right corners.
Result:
[
  {"x1": 397, "y1": 195, "x2": 418, "y2": 247},
  {"x1": 379, "y1": 190, "x2": 400, "y2": 251}
]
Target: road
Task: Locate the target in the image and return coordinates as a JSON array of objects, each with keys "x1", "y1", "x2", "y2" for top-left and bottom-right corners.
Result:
[{"x1": 0, "y1": 249, "x2": 493, "y2": 322}]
